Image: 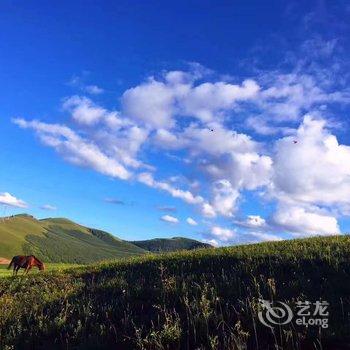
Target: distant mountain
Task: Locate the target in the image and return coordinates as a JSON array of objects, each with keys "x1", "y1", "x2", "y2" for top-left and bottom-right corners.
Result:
[
  {"x1": 0, "y1": 214, "x2": 145, "y2": 264},
  {"x1": 130, "y1": 237, "x2": 212, "y2": 252}
]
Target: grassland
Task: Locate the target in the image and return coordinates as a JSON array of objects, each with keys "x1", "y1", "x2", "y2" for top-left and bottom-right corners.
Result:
[
  {"x1": 0, "y1": 214, "x2": 146, "y2": 263},
  {"x1": 0, "y1": 235, "x2": 350, "y2": 349},
  {"x1": 0, "y1": 263, "x2": 81, "y2": 277}
]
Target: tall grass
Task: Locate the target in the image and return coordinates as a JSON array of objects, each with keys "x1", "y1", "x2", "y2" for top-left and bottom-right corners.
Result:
[{"x1": 0, "y1": 235, "x2": 350, "y2": 349}]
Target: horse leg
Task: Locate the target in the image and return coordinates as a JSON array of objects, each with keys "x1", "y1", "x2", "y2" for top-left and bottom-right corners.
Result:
[
  {"x1": 25, "y1": 266, "x2": 32, "y2": 275},
  {"x1": 15, "y1": 266, "x2": 20, "y2": 276}
]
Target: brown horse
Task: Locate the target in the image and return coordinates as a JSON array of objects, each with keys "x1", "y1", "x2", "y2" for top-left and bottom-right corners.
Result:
[{"x1": 8, "y1": 255, "x2": 45, "y2": 275}]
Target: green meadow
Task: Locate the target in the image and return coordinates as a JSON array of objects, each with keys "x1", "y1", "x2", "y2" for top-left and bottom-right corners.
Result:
[
  {"x1": 0, "y1": 263, "x2": 81, "y2": 277},
  {"x1": 0, "y1": 235, "x2": 350, "y2": 349},
  {"x1": 0, "y1": 214, "x2": 146, "y2": 264}
]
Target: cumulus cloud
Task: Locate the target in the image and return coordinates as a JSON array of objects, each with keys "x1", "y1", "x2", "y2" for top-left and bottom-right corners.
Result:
[
  {"x1": 209, "y1": 226, "x2": 236, "y2": 242},
  {"x1": 210, "y1": 180, "x2": 239, "y2": 217},
  {"x1": 122, "y1": 72, "x2": 260, "y2": 128},
  {"x1": 271, "y1": 205, "x2": 340, "y2": 236},
  {"x1": 160, "y1": 215, "x2": 179, "y2": 224},
  {"x1": 63, "y1": 96, "x2": 116, "y2": 126},
  {"x1": 234, "y1": 215, "x2": 267, "y2": 229},
  {"x1": 13, "y1": 64, "x2": 350, "y2": 243},
  {"x1": 200, "y1": 203, "x2": 216, "y2": 218},
  {"x1": 203, "y1": 223, "x2": 283, "y2": 246},
  {"x1": 257, "y1": 73, "x2": 350, "y2": 122},
  {"x1": 186, "y1": 217, "x2": 198, "y2": 226},
  {"x1": 0, "y1": 193, "x2": 27, "y2": 208},
  {"x1": 246, "y1": 116, "x2": 295, "y2": 136},
  {"x1": 271, "y1": 115, "x2": 350, "y2": 209},
  {"x1": 180, "y1": 79, "x2": 259, "y2": 122},
  {"x1": 122, "y1": 79, "x2": 176, "y2": 129},
  {"x1": 154, "y1": 123, "x2": 272, "y2": 217}
]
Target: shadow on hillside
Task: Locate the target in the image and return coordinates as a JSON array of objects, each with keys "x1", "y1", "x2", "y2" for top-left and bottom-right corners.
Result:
[
  {"x1": 22, "y1": 225, "x2": 143, "y2": 264},
  {"x1": 1, "y1": 254, "x2": 350, "y2": 349}
]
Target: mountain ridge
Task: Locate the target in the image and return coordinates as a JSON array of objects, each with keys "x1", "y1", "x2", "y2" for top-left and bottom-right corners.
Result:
[
  {"x1": 130, "y1": 236, "x2": 212, "y2": 252},
  {"x1": 0, "y1": 214, "x2": 145, "y2": 263},
  {"x1": 0, "y1": 214, "x2": 211, "y2": 263}
]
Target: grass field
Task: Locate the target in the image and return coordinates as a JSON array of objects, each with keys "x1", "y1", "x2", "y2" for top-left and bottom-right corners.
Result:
[
  {"x1": 0, "y1": 214, "x2": 146, "y2": 264},
  {"x1": 0, "y1": 263, "x2": 81, "y2": 277},
  {"x1": 0, "y1": 235, "x2": 350, "y2": 349}
]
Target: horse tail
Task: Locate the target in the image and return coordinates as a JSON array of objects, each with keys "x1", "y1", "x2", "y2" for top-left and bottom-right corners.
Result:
[{"x1": 7, "y1": 257, "x2": 15, "y2": 270}]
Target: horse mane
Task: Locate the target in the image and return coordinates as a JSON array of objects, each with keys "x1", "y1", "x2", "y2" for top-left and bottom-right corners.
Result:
[{"x1": 32, "y1": 255, "x2": 43, "y2": 265}]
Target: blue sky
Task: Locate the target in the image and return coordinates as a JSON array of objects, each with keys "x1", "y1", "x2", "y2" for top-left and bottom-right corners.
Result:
[{"x1": 1, "y1": 0, "x2": 350, "y2": 245}]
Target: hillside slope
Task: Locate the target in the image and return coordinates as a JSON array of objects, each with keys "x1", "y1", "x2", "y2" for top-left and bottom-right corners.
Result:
[
  {"x1": 0, "y1": 235, "x2": 350, "y2": 349},
  {"x1": 130, "y1": 236, "x2": 212, "y2": 252},
  {"x1": 0, "y1": 214, "x2": 145, "y2": 263}
]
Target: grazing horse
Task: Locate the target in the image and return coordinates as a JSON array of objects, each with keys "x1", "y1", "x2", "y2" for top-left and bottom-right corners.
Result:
[{"x1": 8, "y1": 255, "x2": 45, "y2": 275}]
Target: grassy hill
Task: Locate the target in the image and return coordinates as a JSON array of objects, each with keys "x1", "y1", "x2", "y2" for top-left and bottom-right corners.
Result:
[
  {"x1": 130, "y1": 236, "x2": 212, "y2": 252},
  {"x1": 0, "y1": 214, "x2": 145, "y2": 263},
  {"x1": 0, "y1": 235, "x2": 350, "y2": 349}
]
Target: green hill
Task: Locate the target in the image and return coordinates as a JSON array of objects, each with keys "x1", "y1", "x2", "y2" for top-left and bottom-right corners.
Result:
[
  {"x1": 130, "y1": 236, "x2": 212, "y2": 252},
  {"x1": 0, "y1": 235, "x2": 350, "y2": 349},
  {"x1": 0, "y1": 214, "x2": 145, "y2": 263}
]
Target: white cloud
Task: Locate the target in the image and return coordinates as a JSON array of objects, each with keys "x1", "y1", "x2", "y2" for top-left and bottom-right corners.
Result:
[
  {"x1": 160, "y1": 215, "x2": 179, "y2": 224},
  {"x1": 0, "y1": 192, "x2": 27, "y2": 208},
  {"x1": 210, "y1": 180, "x2": 239, "y2": 217},
  {"x1": 154, "y1": 124, "x2": 272, "y2": 217},
  {"x1": 13, "y1": 65, "x2": 350, "y2": 243},
  {"x1": 246, "y1": 215, "x2": 266, "y2": 227},
  {"x1": 202, "y1": 238, "x2": 219, "y2": 247},
  {"x1": 63, "y1": 96, "x2": 114, "y2": 126},
  {"x1": 13, "y1": 118, "x2": 131, "y2": 180},
  {"x1": 271, "y1": 115, "x2": 350, "y2": 209},
  {"x1": 14, "y1": 69, "x2": 268, "y2": 226},
  {"x1": 93, "y1": 125, "x2": 149, "y2": 169},
  {"x1": 68, "y1": 75, "x2": 104, "y2": 95},
  {"x1": 138, "y1": 172, "x2": 204, "y2": 205},
  {"x1": 40, "y1": 204, "x2": 57, "y2": 211},
  {"x1": 258, "y1": 73, "x2": 350, "y2": 122},
  {"x1": 210, "y1": 226, "x2": 236, "y2": 242},
  {"x1": 122, "y1": 79, "x2": 176, "y2": 129},
  {"x1": 186, "y1": 217, "x2": 198, "y2": 226},
  {"x1": 246, "y1": 116, "x2": 295, "y2": 136},
  {"x1": 181, "y1": 79, "x2": 259, "y2": 122},
  {"x1": 122, "y1": 72, "x2": 260, "y2": 128},
  {"x1": 84, "y1": 85, "x2": 104, "y2": 95},
  {"x1": 241, "y1": 231, "x2": 283, "y2": 243},
  {"x1": 205, "y1": 224, "x2": 283, "y2": 245},
  {"x1": 272, "y1": 205, "x2": 340, "y2": 236},
  {"x1": 251, "y1": 232, "x2": 282, "y2": 241},
  {"x1": 200, "y1": 203, "x2": 216, "y2": 218},
  {"x1": 137, "y1": 173, "x2": 228, "y2": 219},
  {"x1": 203, "y1": 224, "x2": 283, "y2": 246}
]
